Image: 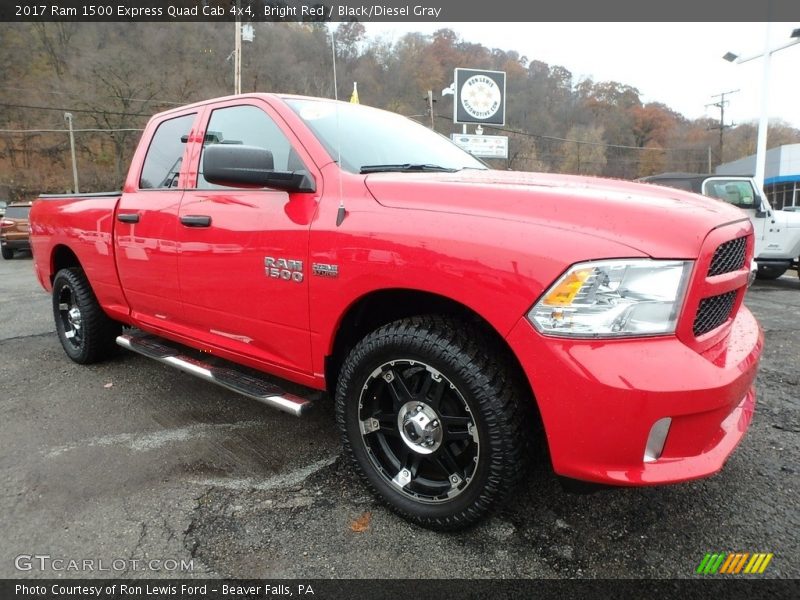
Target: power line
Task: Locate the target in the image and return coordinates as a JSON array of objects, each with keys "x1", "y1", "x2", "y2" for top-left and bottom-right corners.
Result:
[
  {"x1": 0, "y1": 86, "x2": 184, "y2": 106},
  {"x1": 432, "y1": 113, "x2": 706, "y2": 153},
  {"x1": 0, "y1": 102, "x2": 153, "y2": 117},
  {"x1": 0, "y1": 127, "x2": 143, "y2": 134}
]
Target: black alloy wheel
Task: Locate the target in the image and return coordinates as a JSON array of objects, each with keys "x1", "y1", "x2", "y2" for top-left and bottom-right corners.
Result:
[
  {"x1": 336, "y1": 316, "x2": 529, "y2": 530},
  {"x1": 52, "y1": 268, "x2": 121, "y2": 364}
]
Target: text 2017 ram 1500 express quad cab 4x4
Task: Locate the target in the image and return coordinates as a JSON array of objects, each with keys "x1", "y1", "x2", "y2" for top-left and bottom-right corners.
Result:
[{"x1": 30, "y1": 95, "x2": 763, "y2": 530}]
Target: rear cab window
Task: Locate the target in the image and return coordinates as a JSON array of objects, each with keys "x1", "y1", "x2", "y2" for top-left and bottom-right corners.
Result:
[{"x1": 139, "y1": 113, "x2": 196, "y2": 190}]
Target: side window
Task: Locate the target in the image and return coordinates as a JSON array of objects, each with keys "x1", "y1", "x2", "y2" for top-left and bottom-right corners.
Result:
[
  {"x1": 196, "y1": 105, "x2": 303, "y2": 190},
  {"x1": 139, "y1": 114, "x2": 196, "y2": 190},
  {"x1": 704, "y1": 180, "x2": 756, "y2": 209}
]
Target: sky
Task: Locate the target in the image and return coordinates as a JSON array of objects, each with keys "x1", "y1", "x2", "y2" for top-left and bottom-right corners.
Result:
[{"x1": 359, "y1": 22, "x2": 800, "y2": 129}]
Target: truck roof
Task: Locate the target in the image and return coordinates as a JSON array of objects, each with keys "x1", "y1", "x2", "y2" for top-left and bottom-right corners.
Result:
[{"x1": 150, "y1": 93, "x2": 338, "y2": 121}]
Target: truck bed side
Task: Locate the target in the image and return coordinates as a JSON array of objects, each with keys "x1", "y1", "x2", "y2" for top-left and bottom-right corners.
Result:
[{"x1": 30, "y1": 192, "x2": 130, "y2": 322}]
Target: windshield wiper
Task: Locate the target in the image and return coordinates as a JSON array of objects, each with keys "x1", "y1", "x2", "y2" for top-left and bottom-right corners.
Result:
[{"x1": 359, "y1": 163, "x2": 458, "y2": 174}]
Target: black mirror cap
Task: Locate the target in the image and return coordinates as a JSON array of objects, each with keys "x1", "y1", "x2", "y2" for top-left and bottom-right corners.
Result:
[{"x1": 203, "y1": 144, "x2": 315, "y2": 193}]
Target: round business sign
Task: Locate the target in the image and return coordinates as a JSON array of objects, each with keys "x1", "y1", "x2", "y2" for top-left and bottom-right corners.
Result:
[{"x1": 460, "y1": 75, "x2": 502, "y2": 120}]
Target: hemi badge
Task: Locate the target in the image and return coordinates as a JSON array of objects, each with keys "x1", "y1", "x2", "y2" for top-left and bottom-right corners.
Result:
[{"x1": 312, "y1": 263, "x2": 339, "y2": 278}]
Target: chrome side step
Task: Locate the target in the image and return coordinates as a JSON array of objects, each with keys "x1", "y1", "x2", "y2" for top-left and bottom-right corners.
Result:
[{"x1": 116, "y1": 333, "x2": 313, "y2": 417}]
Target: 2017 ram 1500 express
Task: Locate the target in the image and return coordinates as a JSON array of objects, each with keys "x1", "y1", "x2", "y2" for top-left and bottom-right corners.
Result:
[{"x1": 30, "y1": 95, "x2": 763, "y2": 530}]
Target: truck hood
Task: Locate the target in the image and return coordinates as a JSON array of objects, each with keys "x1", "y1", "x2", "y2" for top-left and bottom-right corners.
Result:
[{"x1": 364, "y1": 170, "x2": 749, "y2": 258}]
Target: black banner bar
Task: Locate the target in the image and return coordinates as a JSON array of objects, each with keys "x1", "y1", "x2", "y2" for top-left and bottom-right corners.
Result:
[
  {"x1": 2, "y1": 579, "x2": 800, "y2": 600},
  {"x1": 2, "y1": 0, "x2": 800, "y2": 23}
]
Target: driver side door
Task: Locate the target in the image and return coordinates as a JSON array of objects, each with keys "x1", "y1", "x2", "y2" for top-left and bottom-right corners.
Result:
[{"x1": 176, "y1": 100, "x2": 320, "y2": 377}]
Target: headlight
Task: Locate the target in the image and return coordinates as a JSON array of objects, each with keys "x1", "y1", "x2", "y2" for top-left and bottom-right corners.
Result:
[{"x1": 527, "y1": 259, "x2": 692, "y2": 337}]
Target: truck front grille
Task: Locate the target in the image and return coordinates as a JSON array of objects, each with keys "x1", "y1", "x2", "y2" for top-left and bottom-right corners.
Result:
[
  {"x1": 708, "y1": 236, "x2": 747, "y2": 277},
  {"x1": 693, "y1": 290, "x2": 737, "y2": 336}
]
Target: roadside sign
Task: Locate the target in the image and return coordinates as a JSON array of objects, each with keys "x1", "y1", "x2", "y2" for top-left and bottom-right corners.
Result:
[
  {"x1": 451, "y1": 134, "x2": 509, "y2": 158},
  {"x1": 454, "y1": 68, "x2": 506, "y2": 126}
]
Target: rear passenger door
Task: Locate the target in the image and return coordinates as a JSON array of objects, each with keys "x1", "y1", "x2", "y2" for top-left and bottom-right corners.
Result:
[
  {"x1": 115, "y1": 112, "x2": 197, "y2": 328},
  {"x1": 176, "y1": 100, "x2": 320, "y2": 375}
]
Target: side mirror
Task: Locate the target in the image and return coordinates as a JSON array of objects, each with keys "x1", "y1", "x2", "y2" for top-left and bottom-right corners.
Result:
[
  {"x1": 754, "y1": 199, "x2": 771, "y2": 218},
  {"x1": 203, "y1": 144, "x2": 315, "y2": 193}
]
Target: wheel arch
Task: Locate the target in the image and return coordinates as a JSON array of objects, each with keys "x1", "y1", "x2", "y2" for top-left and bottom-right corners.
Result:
[
  {"x1": 325, "y1": 288, "x2": 542, "y2": 427},
  {"x1": 50, "y1": 244, "x2": 82, "y2": 283}
]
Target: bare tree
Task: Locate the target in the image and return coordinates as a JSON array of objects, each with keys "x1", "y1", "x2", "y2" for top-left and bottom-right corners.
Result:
[{"x1": 560, "y1": 126, "x2": 607, "y2": 175}]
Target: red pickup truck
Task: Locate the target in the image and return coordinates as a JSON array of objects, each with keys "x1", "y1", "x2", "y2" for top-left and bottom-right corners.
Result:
[{"x1": 30, "y1": 94, "x2": 763, "y2": 530}]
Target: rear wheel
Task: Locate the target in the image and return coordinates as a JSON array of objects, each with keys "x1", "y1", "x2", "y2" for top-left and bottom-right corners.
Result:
[
  {"x1": 335, "y1": 316, "x2": 529, "y2": 530},
  {"x1": 1, "y1": 246, "x2": 13, "y2": 259},
  {"x1": 52, "y1": 267, "x2": 121, "y2": 364}
]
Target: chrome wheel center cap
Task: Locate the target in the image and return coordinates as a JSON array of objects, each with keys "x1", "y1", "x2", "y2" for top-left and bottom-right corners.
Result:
[
  {"x1": 398, "y1": 401, "x2": 442, "y2": 454},
  {"x1": 68, "y1": 307, "x2": 81, "y2": 327}
]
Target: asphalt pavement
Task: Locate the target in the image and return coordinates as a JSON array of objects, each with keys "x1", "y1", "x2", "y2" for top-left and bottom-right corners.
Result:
[{"x1": 1, "y1": 251, "x2": 798, "y2": 579}]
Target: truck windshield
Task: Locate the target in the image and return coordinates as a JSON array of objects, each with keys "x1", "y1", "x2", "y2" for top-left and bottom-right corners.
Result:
[{"x1": 286, "y1": 98, "x2": 487, "y2": 174}]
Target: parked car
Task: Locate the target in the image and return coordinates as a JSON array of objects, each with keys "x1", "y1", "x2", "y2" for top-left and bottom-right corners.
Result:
[
  {"x1": 0, "y1": 200, "x2": 7, "y2": 218},
  {"x1": 29, "y1": 95, "x2": 763, "y2": 530},
  {"x1": 639, "y1": 173, "x2": 800, "y2": 281},
  {"x1": 1, "y1": 201, "x2": 32, "y2": 259}
]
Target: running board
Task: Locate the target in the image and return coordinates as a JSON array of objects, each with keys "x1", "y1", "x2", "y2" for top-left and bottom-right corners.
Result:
[{"x1": 116, "y1": 333, "x2": 313, "y2": 417}]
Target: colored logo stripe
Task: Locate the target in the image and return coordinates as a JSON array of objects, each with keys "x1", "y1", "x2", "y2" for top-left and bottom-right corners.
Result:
[{"x1": 698, "y1": 553, "x2": 774, "y2": 574}]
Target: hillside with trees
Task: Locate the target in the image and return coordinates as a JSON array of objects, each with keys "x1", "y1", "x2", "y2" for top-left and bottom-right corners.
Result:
[{"x1": 1, "y1": 21, "x2": 799, "y2": 200}]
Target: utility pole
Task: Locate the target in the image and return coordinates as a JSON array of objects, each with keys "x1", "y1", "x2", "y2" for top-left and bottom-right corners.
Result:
[
  {"x1": 706, "y1": 89, "x2": 739, "y2": 167},
  {"x1": 64, "y1": 112, "x2": 79, "y2": 194},
  {"x1": 427, "y1": 90, "x2": 435, "y2": 130},
  {"x1": 234, "y1": 0, "x2": 241, "y2": 94}
]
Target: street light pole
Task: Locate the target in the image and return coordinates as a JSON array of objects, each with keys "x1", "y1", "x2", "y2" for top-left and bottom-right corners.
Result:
[
  {"x1": 724, "y1": 27, "x2": 800, "y2": 192},
  {"x1": 753, "y1": 25, "x2": 772, "y2": 192},
  {"x1": 64, "y1": 112, "x2": 79, "y2": 194}
]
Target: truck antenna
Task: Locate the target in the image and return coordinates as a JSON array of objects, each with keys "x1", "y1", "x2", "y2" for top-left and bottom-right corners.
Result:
[{"x1": 330, "y1": 29, "x2": 347, "y2": 227}]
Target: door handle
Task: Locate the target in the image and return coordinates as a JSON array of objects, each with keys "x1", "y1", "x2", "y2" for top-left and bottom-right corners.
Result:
[
  {"x1": 180, "y1": 215, "x2": 212, "y2": 227},
  {"x1": 117, "y1": 213, "x2": 140, "y2": 224}
]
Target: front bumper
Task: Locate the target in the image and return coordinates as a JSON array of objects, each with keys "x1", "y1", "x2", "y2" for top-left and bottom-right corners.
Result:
[{"x1": 506, "y1": 305, "x2": 763, "y2": 485}]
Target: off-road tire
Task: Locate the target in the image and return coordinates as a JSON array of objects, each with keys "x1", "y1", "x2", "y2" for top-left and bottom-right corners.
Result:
[
  {"x1": 1, "y1": 247, "x2": 13, "y2": 259},
  {"x1": 52, "y1": 267, "x2": 121, "y2": 364},
  {"x1": 335, "y1": 315, "x2": 530, "y2": 530}
]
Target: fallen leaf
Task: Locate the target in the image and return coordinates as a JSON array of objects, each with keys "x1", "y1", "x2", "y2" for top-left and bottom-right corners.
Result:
[
  {"x1": 104, "y1": 382, "x2": 113, "y2": 388},
  {"x1": 349, "y1": 511, "x2": 372, "y2": 533}
]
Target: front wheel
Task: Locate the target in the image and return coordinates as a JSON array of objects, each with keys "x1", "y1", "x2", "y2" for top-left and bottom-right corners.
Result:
[
  {"x1": 335, "y1": 316, "x2": 529, "y2": 530},
  {"x1": 1, "y1": 246, "x2": 13, "y2": 259},
  {"x1": 52, "y1": 267, "x2": 121, "y2": 364}
]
